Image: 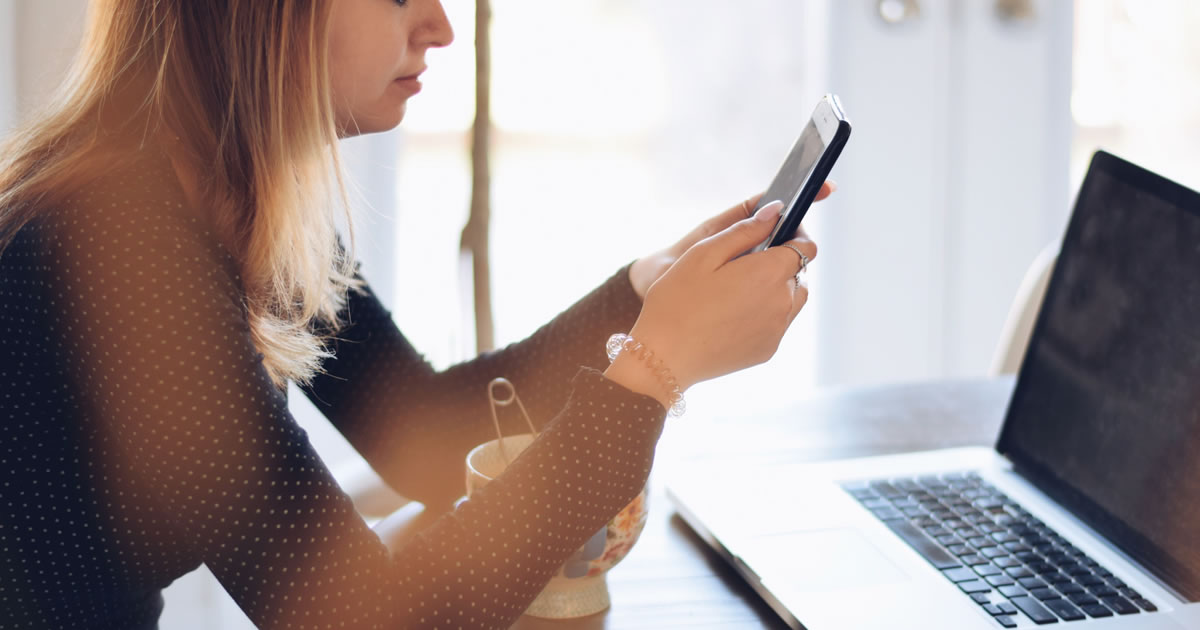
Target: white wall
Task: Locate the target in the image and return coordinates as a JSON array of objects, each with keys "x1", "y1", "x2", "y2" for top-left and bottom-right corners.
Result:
[
  {"x1": 9, "y1": 0, "x2": 86, "y2": 120},
  {"x1": 815, "y1": 0, "x2": 1073, "y2": 386},
  {"x1": 0, "y1": 2, "x2": 16, "y2": 132}
]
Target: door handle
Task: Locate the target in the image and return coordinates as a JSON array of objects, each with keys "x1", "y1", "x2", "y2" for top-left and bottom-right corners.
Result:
[
  {"x1": 877, "y1": 0, "x2": 920, "y2": 25},
  {"x1": 995, "y1": 0, "x2": 1036, "y2": 23}
]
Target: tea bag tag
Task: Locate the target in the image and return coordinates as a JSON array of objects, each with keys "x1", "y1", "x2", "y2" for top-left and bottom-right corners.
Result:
[{"x1": 488, "y1": 377, "x2": 539, "y2": 467}]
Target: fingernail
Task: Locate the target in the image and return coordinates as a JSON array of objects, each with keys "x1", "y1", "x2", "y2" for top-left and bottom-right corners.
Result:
[
  {"x1": 756, "y1": 200, "x2": 784, "y2": 222},
  {"x1": 827, "y1": 180, "x2": 838, "y2": 192}
]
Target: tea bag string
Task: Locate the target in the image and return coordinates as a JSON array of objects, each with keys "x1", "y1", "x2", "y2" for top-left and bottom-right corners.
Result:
[{"x1": 488, "y1": 377, "x2": 539, "y2": 467}]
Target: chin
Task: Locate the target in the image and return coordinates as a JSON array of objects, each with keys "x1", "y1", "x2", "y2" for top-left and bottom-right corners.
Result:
[{"x1": 339, "y1": 110, "x2": 406, "y2": 138}]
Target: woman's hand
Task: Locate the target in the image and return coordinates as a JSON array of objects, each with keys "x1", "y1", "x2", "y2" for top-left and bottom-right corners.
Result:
[
  {"x1": 627, "y1": 181, "x2": 835, "y2": 299},
  {"x1": 605, "y1": 200, "x2": 820, "y2": 407}
]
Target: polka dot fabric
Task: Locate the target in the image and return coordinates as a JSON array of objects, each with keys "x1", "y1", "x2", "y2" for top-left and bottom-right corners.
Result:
[{"x1": 0, "y1": 150, "x2": 667, "y2": 629}]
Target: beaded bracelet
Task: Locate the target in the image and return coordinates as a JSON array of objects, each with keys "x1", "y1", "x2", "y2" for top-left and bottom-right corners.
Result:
[{"x1": 605, "y1": 333, "x2": 686, "y2": 417}]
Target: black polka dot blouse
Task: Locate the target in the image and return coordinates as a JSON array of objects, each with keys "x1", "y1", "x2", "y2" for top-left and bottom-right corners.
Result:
[{"x1": 0, "y1": 150, "x2": 667, "y2": 629}]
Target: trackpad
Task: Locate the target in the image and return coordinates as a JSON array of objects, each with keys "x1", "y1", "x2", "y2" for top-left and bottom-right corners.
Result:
[{"x1": 735, "y1": 528, "x2": 908, "y2": 591}]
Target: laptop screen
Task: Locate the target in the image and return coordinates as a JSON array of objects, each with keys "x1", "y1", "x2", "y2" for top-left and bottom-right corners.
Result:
[{"x1": 997, "y1": 151, "x2": 1200, "y2": 601}]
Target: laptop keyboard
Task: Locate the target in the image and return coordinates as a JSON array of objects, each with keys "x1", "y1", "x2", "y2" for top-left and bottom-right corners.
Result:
[{"x1": 842, "y1": 472, "x2": 1158, "y2": 627}]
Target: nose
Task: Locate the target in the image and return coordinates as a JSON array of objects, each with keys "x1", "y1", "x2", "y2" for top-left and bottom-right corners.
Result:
[{"x1": 418, "y1": 0, "x2": 454, "y2": 49}]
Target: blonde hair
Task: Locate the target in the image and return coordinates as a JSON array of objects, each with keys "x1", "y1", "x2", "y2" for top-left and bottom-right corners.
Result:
[{"x1": 0, "y1": 0, "x2": 358, "y2": 389}]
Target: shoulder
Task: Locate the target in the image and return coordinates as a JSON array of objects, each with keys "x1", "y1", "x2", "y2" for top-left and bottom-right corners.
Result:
[{"x1": 33, "y1": 151, "x2": 246, "y2": 312}]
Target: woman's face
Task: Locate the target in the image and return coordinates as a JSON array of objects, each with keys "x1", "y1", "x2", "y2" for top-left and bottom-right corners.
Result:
[{"x1": 328, "y1": 0, "x2": 453, "y2": 137}]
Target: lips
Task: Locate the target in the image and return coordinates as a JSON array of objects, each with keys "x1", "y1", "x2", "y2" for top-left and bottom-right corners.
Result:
[{"x1": 395, "y1": 66, "x2": 426, "y2": 82}]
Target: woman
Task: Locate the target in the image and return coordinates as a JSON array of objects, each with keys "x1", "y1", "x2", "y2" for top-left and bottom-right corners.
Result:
[{"x1": 0, "y1": 1, "x2": 826, "y2": 628}]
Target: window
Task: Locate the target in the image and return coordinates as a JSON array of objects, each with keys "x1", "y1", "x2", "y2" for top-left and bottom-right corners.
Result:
[{"x1": 393, "y1": 1, "x2": 825, "y2": 419}]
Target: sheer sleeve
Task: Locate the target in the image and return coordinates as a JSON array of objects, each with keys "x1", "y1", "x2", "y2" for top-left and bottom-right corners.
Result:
[
  {"x1": 38, "y1": 175, "x2": 666, "y2": 629},
  {"x1": 301, "y1": 265, "x2": 646, "y2": 509}
]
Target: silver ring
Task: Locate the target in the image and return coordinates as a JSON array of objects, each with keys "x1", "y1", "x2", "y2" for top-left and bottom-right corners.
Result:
[{"x1": 781, "y1": 243, "x2": 809, "y2": 275}]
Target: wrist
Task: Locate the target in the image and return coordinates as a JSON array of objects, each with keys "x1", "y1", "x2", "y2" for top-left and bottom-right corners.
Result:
[
  {"x1": 628, "y1": 253, "x2": 669, "y2": 301},
  {"x1": 603, "y1": 353, "x2": 671, "y2": 409},
  {"x1": 602, "y1": 332, "x2": 686, "y2": 416}
]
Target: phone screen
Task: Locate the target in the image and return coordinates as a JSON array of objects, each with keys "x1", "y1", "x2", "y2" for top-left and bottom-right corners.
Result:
[
  {"x1": 749, "y1": 119, "x2": 827, "y2": 253},
  {"x1": 761, "y1": 120, "x2": 824, "y2": 217}
]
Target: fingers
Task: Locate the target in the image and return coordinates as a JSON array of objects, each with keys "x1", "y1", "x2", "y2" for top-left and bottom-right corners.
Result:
[
  {"x1": 701, "y1": 192, "x2": 767, "y2": 236},
  {"x1": 695, "y1": 200, "x2": 784, "y2": 266},
  {"x1": 789, "y1": 276, "x2": 809, "y2": 323},
  {"x1": 742, "y1": 192, "x2": 767, "y2": 217},
  {"x1": 765, "y1": 237, "x2": 817, "y2": 282},
  {"x1": 814, "y1": 179, "x2": 837, "y2": 202},
  {"x1": 669, "y1": 192, "x2": 769, "y2": 257}
]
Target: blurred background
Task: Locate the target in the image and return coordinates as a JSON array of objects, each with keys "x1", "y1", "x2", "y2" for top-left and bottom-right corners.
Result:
[{"x1": 3, "y1": 0, "x2": 1200, "y2": 627}]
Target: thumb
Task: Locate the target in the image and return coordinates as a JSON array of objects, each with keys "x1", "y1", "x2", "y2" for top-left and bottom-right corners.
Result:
[{"x1": 697, "y1": 200, "x2": 784, "y2": 265}]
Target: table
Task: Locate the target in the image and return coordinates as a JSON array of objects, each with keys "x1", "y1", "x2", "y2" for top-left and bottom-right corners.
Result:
[{"x1": 511, "y1": 376, "x2": 1016, "y2": 629}]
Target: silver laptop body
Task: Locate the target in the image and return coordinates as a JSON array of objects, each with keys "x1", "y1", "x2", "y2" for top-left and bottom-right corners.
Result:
[{"x1": 667, "y1": 152, "x2": 1200, "y2": 630}]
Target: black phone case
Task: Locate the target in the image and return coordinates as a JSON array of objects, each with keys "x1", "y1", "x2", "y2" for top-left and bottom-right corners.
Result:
[{"x1": 767, "y1": 120, "x2": 852, "y2": 248}]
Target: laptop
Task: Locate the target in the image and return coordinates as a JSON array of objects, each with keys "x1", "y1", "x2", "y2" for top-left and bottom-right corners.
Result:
[{"x1": 666, "y1": 151, "x2": 1200, "y2": 629}]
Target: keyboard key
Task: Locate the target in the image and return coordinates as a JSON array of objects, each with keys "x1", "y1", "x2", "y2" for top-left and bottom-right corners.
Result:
[
  {"x1": 870, "y1": 481, "x2": 903, "y2": 498},
  {"x1": 958, "y1": 580, "x2": 993, "y2": 594},
  {"x1": 998, "y1": 585, "x2": 1027, "y2": 598},
  {"x1": 1132, "y1": 598, "x2": 1157, "y2": 612},
  {"x1": 983, "y1": 603, "x2": 1005, "y2": 615},
  {"x1": 1009, "y1": 596, "x2": 1058, "y2": 625},
  {"x1": 936, "y1": 534, "x2": 961, "y2": 545},
  {"x1": 994, "y1": 557, "x2": 1021, "y2": 569},
  {"x1": 1101, "y1": 595, "x2": 1139, "y2": 615},
  {"x1": 1030, "y1": 587, "x2": 1059, "y2": 601},
  {"x1": 974, "y1": 564, "x2": 1003, "y2": 577},
  {"x1": 1042, "y1": 571, "x2": 1071, "y2": 585},
  {"x1": 943, "y1": 567, "x2": 979, "y2": 583},
  {"x1": 1057, "y1": 582, "x2": 1084, "y2": 595},
  {"x1": 969, "y1": 536, "x2": 993, "y2": 548},
  {"x1": 881, "y1": 518, "x2": 961, "y2": 570},
  {"x1": 948, "y1": 544, "x2": 972, "y2": 556},
  {"x1": 971, "y1": 592, "x2": 993, "y2": 605},
  {"x1": 994, "y1": 615, "x2": 1018, "y2": 628},
  {"x1": 1005, "y1": 567, "x2": 1033, "y2": 579},
  {"x1": 1043, "y1": 597, "x2": 1085, "y2": 621},
  {"x1": 1045, "y1": 551, "x2": 1072, "y2": 564},
  {"x1": 961, "y1": 554, "x2": 990, "y2": 566},
  {"x1": 1077, "y1": 573, "x2": 1104, "y2": 586},
  {"x1": 1018, "y1": 577, "x2": 1049, "y2": 590},
  {"x1": 985, "y1": 575, "x2": 1015, "y2": 587},
  {"x1": 991, "y1": 532, "x2": 1019, "y2": 544},
  {"x1": 845, "y1": 486, "x2": 877, "y2": 500},
  {"x1": 981, "y1": 546, "x2": 1009, "y2": 559},
  {"x1": 1067, "y1": 593, "x2": 1097, "y2": 607},
  {"x1": 974, "y1": 497, "x2": 1007, "y2": 510},
  {"x1": 1089, "y1": 585, "x2": 1118, "y2": 598},
  {"x1": 1118, "y1": 587, "x2": 1141, "y2": 599},
  {"x1": 872, "y1": 507, "x2": 904, "y2": 520},
  {"x1": 1081, "y1": 603, "x2": 1113, "y2": 618},
  {"x1": 925, "y1": 526, "x2": 950, "y2": 538},
  {"x1": 997, "y1": 602, "x2": 1018, "y2": 615}
]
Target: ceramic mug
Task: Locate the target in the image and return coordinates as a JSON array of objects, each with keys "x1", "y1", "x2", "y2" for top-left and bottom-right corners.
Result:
[{"x1": 465, "y1": 433, "x2": 648, "y2": 618}]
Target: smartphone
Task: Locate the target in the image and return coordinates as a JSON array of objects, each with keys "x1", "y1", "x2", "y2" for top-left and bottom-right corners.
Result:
[{"x1": 746, "y1": 94, "x2": 851, "y2": 254}]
